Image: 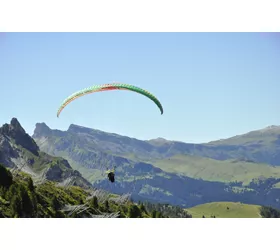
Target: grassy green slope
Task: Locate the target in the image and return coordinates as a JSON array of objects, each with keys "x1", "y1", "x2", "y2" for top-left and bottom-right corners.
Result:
[
  {"x1": 186, "y1": 202, "x2": 262, "y2": 218},
  {"x1": 151, "y1": 154, "x2": 280, "y2": 185},
  {"x1": 66, "y1": 158, "x2": 104, "y2": 183}
]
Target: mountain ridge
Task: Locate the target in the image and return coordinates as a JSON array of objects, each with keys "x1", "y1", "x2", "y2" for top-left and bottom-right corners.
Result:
[
  {"x1": 33, "y1": 122, "x2": 280, "y2": 165},
  {"x1": 32, "y1": 121, "x2": 280, "y2": 209}
]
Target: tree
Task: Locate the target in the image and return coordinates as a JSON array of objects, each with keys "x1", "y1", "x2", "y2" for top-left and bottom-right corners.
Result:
[
  {"x1": 51, "y1": 196, "x2": 60, "y2": 211},
  {"x1": 260, "y1": 206, "x2": 280, "y2": 218},
  {"x1": 0, "y1": 164, "x2": 13, "y2": 188},
  {"x1": 139, "y1": 203, "x2": 146, "y2": 214},
  {"x1": 50, "y1": 196, "x2": 62, "y2": 218},
  {"x1": 30, "y1": 192, "x2": 38, "y2": 215},
  {"x1": 104, "y1": 200, "x2": 109, "y2": 211},
  {"x1": 27, "y1": 177, "x2": 35, "y2": 192},
  {"x1": 10, "y1": 194, "x2": 22, "y2": 217},
  {"x1": 90, "y1": 196, "x2": 98, "y2": 209},
  {"x1": 156, "y1": 211, "x2": 163, "y2": 218},
  {"x1": 151, "y1": 210, "x2": 157, "y2": 218},
  {"x1": 5, "y1": 183, "x2": 18, "y2": 201},
  {"x1": 0, "y1": 186, "x2": 5, "y2": 197},
  {"x1": 20, "y1": 185, "x2": 34, "y2": 216},
  {"x1": 0, "y1": 210, "x2": 5, "y2": 218},
  {"x1": 128, "y1": 205, "x2": 141, "y2": 218}
]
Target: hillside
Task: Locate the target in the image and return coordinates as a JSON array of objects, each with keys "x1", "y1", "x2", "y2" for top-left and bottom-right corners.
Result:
[
  {"x1": 186, "y1": 202, "x2": 262, "y2": 218},
  {"x1": 32, "y1": 122, "x2": 280, "y2": 209},
  {"x1": 1, "y1": 163, "x2": 184, "y2": 218}
]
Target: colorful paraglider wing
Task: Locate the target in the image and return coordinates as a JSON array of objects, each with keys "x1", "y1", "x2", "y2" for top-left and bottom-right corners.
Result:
[{"x1": 56, "y1": 83, "x2": 163, "y2": 117}]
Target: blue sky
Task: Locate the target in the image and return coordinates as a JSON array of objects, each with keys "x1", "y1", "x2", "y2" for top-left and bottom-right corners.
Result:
[{"x1": 1, "y1": 32, "x2": 280, "y2": 143}]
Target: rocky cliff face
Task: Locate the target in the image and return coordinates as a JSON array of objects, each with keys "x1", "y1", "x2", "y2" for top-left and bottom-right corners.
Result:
[
  {"x1": 0, "y1": 118, "x2": 39, "y2": 156},
  {"x1": 0, "y1": 118, "x2": 92, "y2": 189}
]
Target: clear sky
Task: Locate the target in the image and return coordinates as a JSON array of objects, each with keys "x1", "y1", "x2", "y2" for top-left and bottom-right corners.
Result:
[{"x1": 1, "y1": 32, "x2": 280, "y2": 143}]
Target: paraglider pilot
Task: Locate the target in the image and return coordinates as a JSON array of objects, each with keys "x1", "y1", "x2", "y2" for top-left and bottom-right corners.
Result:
[{"x1": 107, "y1": 166, "x2": 116, "y2": 183}]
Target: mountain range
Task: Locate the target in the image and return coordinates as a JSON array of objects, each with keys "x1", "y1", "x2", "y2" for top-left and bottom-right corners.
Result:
[
  {"x1": 0, "y1": 118, "x2": 192, "y2": 218},
  {"x1": 31, "y1": 121, "x2": 280, "y2": 209},
  {"x1": 2, "y1": 117, "x2": 280, "y2": 211}
]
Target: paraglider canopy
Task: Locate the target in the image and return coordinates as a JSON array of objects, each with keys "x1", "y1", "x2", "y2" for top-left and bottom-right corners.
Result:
[{"x1": 56, "y1": 83, "x2": 164, "y2": 117}]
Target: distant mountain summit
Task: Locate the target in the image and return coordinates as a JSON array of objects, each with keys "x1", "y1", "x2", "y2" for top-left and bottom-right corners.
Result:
[{"x1": 147, "y1": 137, "x2": 173, "y2": 146}]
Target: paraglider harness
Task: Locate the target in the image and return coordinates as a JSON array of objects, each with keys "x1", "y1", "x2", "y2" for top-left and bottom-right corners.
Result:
[{"x1": 106, "y1": 167, "x2": 116, "y2": 183}]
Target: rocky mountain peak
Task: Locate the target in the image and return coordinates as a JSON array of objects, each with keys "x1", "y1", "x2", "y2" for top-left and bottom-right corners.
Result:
[
  {"x1": 0, "y1": 118, "x2": 39, "y2": 156},
  {"x1": 68, "y1": 124, "x2": 97, "y2": 134},
  {"x1": 33, "y1": 122, "x2": 52, "y2": 137}
]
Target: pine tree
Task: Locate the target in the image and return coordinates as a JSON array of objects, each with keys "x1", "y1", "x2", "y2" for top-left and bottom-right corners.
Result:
[
  {"x1": 51, "y1": 196, "x2": 60, "y2": 211},
  {"x1": 0, "y1": 164, "x2": 13, "y2": 188},
  {"x1": 10, "y1": 194, "x2": 22, "y2": 217},
  {"x1": 20, "y1": 186, "x2": 34, "y2": 216},
  {"x1": 90, "y1": 196, "x2": 99, "y2": 209},
  {"x1": 105, "y1": 200, "x2": 109, "y2": 211},
  {"x1": 27, "y1": 177, "x2": 35, "y2": 192},
  {"x1": 139, "y1": 203, "x2": 146, "y2": 214},
  {"x1": 128, "y1": 205, "x2": 141, "y2": 218},
  {"x1": 151, "y1": 210, "x2": 157, "y2": 218}
]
